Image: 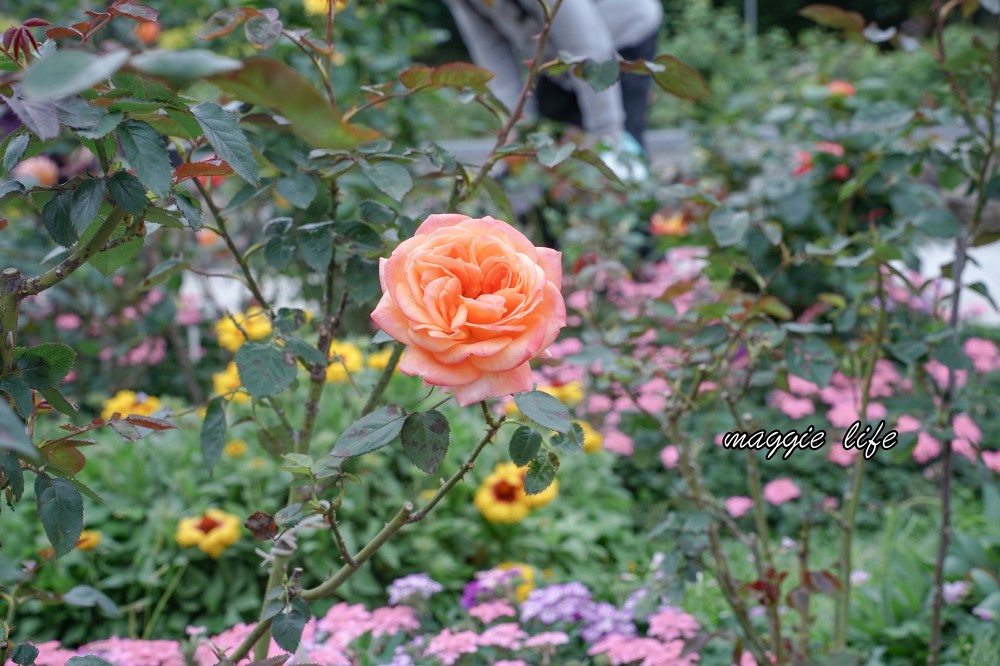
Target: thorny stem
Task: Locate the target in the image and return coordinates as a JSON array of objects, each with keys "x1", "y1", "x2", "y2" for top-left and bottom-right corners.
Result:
[
  {"x1": 464, "y1": 0, "x2": 565, "y2": 202},
  {"x1": 360, "y1": 343, "x2": 404, "y2": 416},
  {"x1": 192, "y1": 179, "x2": 271, "y2": 311}
]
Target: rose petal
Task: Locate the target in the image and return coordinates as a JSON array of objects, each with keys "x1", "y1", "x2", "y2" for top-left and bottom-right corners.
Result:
[{"x1": 450, "y1": 362, "x2": 533, "y2": 406}]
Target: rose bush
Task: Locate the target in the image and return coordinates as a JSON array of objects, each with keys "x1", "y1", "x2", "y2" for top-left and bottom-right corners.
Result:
[{"x1": 371, "y1": 214, "x2": 566, "y2": 406}]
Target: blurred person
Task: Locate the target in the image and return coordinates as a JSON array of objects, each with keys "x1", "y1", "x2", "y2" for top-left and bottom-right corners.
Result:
[{"x1": 444, "y1": 0, "x2": 662, "y2": 176}]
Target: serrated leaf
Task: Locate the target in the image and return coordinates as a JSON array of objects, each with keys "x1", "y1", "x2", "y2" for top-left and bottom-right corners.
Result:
[
  {"x1": 107, "y1": 171, "x2": 149, "y2": 215},
  {"x1": 430, "y1": 62, "x2": 494, "y2": 88},
  {"x1": 551, "y1": 423, "x2": 585, "y2": 455},
  {"x1": 639, "y1": 55, "x2": 708, "y2": 101},
  {"x1": 276, "y1": 172, "x2": 317, "y2": 209},
  {"x1": 173, "y1": 158, "x2": 233, "y2": 183},
  {"x1": 272, "y1": 598, "x2": 310, "y2": 653},
  {"x1": 198, "y1": 7, "x2": 248, "y2": 39},
  {"x1": 35, "y1": 472, "x2": 84, "y2": 558},
  {"x1": 16, "y1": 343, "x2": 76, "y2": 390},
  {"x1": 173, "y1": 190, "x2": 202, "y2": 230},
  {"x1": 358, "y1": 199, "x2": 397, "y2": 225},
  {"x1": 56, "y1": 97, "x2": 105, "y2": 130},
  {"x1": 0, "y1": 450, "x2": 25, "y2": 501},
  {"x1": 582, "y1": 59, "x2": 619, "y2": 91},
  {"x1": 282, "y1": 336, "x2": 327, "y2": 366},
  {"x1": 2, "y1": 132, "x2": 29, "y2": 174},
  {"x1": 235, "y1": 343, "x2": 297, "y2": 399},
  {"x1": 11, "y1": 643, "x2": 38, "y2": 665},
  {"x1": 265, "y1": 235, "x2": 295, "y2": 270},
  {"x1": 1, "y1": 86, "x2": 60, "y2": 140},
  {"x1": 70, "y1": 178, "x2": 106, "y2": 234},
  {"x1": 359, "y1": 159, "x2": 412, "y2": 201},
  {"x1": 117, "y1": 121, "x2": 172, "y2": 197},
  {"x1": 332, "y1": 404, "x2": 406, "y2": 457},
  {"x1": 77, "y1": 111, "x2": 123, "y2": 140},
  {"x1": 190, "y1": 102, "x2": 259, "y2": 186},
  {"x1": 45, "y1": 443, "x2": 86, "y2": 476},
  {"x1": 298, "y1": 227, "x2": 333, "y2": 271},
  {"x1": 371, "y1": 330, "x2": 395, "y2": 344},
  {"x1": 39, "y1": 387, "x2": 80, "y2": 423},
  {"x1": 513, "y1": 391, "x2": 572, "y2": 434},
  {"x1": 508, "y1": 425, "x2": 542, "y2": 466},
  {"x1": 401, "y1": 410, "x2": 450, "y2": 474},
  {"x1": 22, "y1": 49, "x2": 130, "y2": 101},
  {"x1": 89, "y1": 231, "x2": 143, "y2": 278},
  {"x1": 0, "y1": 376, "x2": 33, "y2": 420},
  {"x1": 129, "y1": 50, "x2": 242, "y2": 86},
  {"x1": 200, "y1": 398, "x2": 227, "y2": 475},
  {"x1": 42, "y1": 190, "x2": 76, "y2": 247},
  {"x1": 524, "y1": 453, "x2": 558, "y2": 495}
]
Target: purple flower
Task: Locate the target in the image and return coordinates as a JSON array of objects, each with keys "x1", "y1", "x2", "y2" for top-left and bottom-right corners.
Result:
[
  {"x1": 387, "y1": 573, "x2": 444, "y2": 606},
  {"x1": 521, "y1": 582, "x2": 593, "y2": 625},
  {"x1": 461, "y1": 567, "x2": 520, "y2": 608},
  {"x1": 579, "y1": 601, "x2": 637, "y2": 643},
  {"x1": 943, "y1": 581, "x2": 970, "y2": 605}
]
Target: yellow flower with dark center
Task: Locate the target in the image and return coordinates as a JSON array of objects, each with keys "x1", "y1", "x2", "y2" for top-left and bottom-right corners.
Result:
[
  {"x1": 326, "y1": 340, "x2": 363, "y2": 383},
  {"x1": 215, "y1": 307, "x2": 271, "y2": 352},
  {"x1": 579, "y1": 421, "x2": 603, "y2": 453},
  {"x1": 224, "y1": 439, "x2": 248, "y2": 458},
  {"x1": 176, "y1": 509, "x2": 241, "y2": 559},
  {"x1": 498, "y1": 561, "x2": 537, "y2": 601},
  {"x1": 76, "y1": 530, "x2": 102, "y2": 551},
  {"x1": 212, "y1": 361, "x2": 250, "y2": 404},
  {"x1": 101, "y1": 390, "x2": 162, "y2": 420},
  {"x1": 304, "y1": 0, "x2": 348, "y2": 15},
  {"x1": 474, "y1": 462, "x2": 531, "y2": 523}
]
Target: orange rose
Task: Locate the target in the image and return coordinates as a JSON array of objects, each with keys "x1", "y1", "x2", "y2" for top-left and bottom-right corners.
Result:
[
  {"x1": 371, "y1": 214, "x2": 565, "y2": 406},
  {"x1": 825, "y1": 80, "x2": 856, "y2": 97}
]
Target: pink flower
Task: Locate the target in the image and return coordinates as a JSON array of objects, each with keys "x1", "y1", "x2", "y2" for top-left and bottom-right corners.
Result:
[
  {"x1": 827, "y1": 442, "x2": 858, "y2": 467},
  {"x1": 815, "y1": 141, "x2": 845, "y2": 157},
  {"x1": 827, "y1": 401, "x2": 859, "y2": 428},
  {"x1": 787, "y1": 375, "x2": 819, "y2": 395},
  {"x1": 763, "y1": 478, "x2": 801, "y2": 505},
  {"x1": 477, "y1": 622, "x2": 526, "y2": 650},
  {"x1": 495, "y1": 661, "x2": 531, "y2": 666},
  {"x1": 13, "y1": 155, "x2": 59, "y2": 186},
  {"x1": 424, "y1": 629, "x2": 479, "y2": 666},
  {"x1": 964, "y1": 337, "x2": 1000, "y2": 373},
  {"x1": 896, "y1": 415, "x2": 921, "y2": 433},
  {"x1": 371, "y1": 214, "x2": 566, "y2": 407},
  {"x1": 821, "y1": 496, "x2": 839, "y2": 510},
  {"x1": 924, "y1": 359, "x2": 968, "y2": 391},
  {"x1": 55, "y1": 313, "x2": 83, "y2": 331},
  {"x1": 659, "y1": 445, "x2": 679, "y2": 469},
  {"x1": 725, "y1": 496, "x2": 754, "y2": 518},
  {"x1": 647, "y1": 607, "x2": 700, "y2": 641},
  {"x1": 826, "y1": 80, "x2": 856, "y2": 96},
  {"x1": 982, "y1": 450, "x2": 1000, "y2": 474},
  {"x1": 952, "y1": 438, "x2": 979, "y2": 463},
  {"x1": 523, "y1": 631, "x2": 570, "y2": 648},
  {"x1": 469, "y1": 600, "x2": 516, "y2": 623},
  {"x1": 913, "y1": 432, "x2": 943, "y2": 464},
  {"x1": 953, "y1": 413, "x2": 982, "y2": 446},
  {"x1": 369, "y1": 606, "x2": 419, "y2": 637},
  {"x1": 769, "y1": 390, "x2": 815, "y2": 419},
  {"x1": 943, "y1": 580, "x2": 970, "y2": 604},
  {"x1": 603, "y1": 430, "x2": 634, "y2": 456}
]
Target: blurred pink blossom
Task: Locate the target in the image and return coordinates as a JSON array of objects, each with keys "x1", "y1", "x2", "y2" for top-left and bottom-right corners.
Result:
[
  {"x1": 964, "y1": 337, "x2": 1000, "y2": 373},
  {"x1": 725, "y1": 496, "x2": 754, "y2": 518},
  {"x1": 982, "y1": 450, "x2": 1000, "y2": 474},
  {"x1": 913, "y1": 432, "x2": 943, "y2": 464},
  {"x1": 603, "y1": 430, "x2": 634, "y2": 455},
  {"x1": 424, "y1": 629, "x2": 479, "y2": 665},
  {"x1": 659, "y1": 446, "x2": 679, "y2": 469},
  {"x1": 763, "y1": 478, "x2": 801, "y2": 505},
  {"x1": 477, "y1": 622, "x2": 526, "y2": 649},
  {"x1": 827, "y1": 442, "x2": 858, "y2": 467},
  {"x1": 524, "y1": 631, "x2": 570, "y2": 648},
  {"x1": 55, "y1": 313, "x2": 82, "y2": 331},
  {"x1": 787, "y1": 375, "x2": 819, "y2": 395},
  {"x1": 896, "y1": 415, "x2": 921, "y2": 433},
  {"x1": 469, "y1": 600, "x2": 516, "y2": 623},
  {"x1": 647, "y1": 607, "x2": 700, "y2": 641}
]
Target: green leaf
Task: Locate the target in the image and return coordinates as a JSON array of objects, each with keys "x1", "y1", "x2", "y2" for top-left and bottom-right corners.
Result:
[
  {"x1": 107, "y1": 171, "x2": 149, "y2": 215},
  {"x1": 430, "y1": 62, "x2": 494, "y2": 88},
  {"x1": 70, "y1": 178, "x2": 107, "y2": 234},
  {"x1": 582, "y1": 59, "x2": 619, "y2": 91},
  {"x1": 210, "y1": 58, "x2": 379, "y2": 150},
  {"x1": 56, "y1": 97, "x2": 105, "y2": 130},
  {"x1": 116, "y1": 121, "x2": 172, "y2": 198},
  {"x1": 0, "y1": 450, "x2": 25, "y2": 501},
  {"x1": 77, "y1": 111, "x2": 124, "y2": 140},
  {"x1": 265, "y1": 236, "x2": 295, "y2": 270},
  {"x1": 968, "y1": 281, "x2": 998, "y2": 311},
  {"x1": 275, "y1": 173, "x2": 317, "y2": 209},
  {"x1": 358, "y1": 199, "x2": 397, "y2": 225},
  {"x1": 298, "y1": 223, "x2": 334, "y2": 271},
  {"x1": 143, "y1": 205, "x2": 184, "y2": 230},
  {"x1": 129, "y1": 50, "x2": 242, "y2": 85},
  {"x1": 201, "y1": 398, "x2": 227, "y2": 475},
  {"x1": 173, "y1": 190, "x2": 203, "y2": 230},
  {"x1": 514, "y1": 391, "x2": 572, "y2": 434},
  {"x1": 551, "y1": 424, "x2": 585, "y2": 455},
  {"x1": 42, "y1": 190, "x2": 76, "y2": 247},
  {"x1": 141, "y1": 258, "x2": 190, "y2": 290},
  {"x1": 66, "y1": 656, "x2": 115, "y2": 666},
  {"x1": 708, "y1": 208, "x2": 750, "y2": 247},
  {"x1": 63, "y1": 585, "x2": 121, "y2": 617},
  {"x1": 359, "y1": 159, "x2": 412, "y2": 201},
  {"x1": 2, "y1": 132, "x2": 29, "y2": 175},
  {"x1": 913, "y1": 207, "x2": 960, "y2": 239},
  {"x1": 39, "y1": 387, "x2": 81, "y2": 423},
  {"x1": 235, "y1": 343, "x2": 297, "y2": 399},
  {"x1": 244, "y1": 15, "x2": 283, "y2": 50},
  {"x1": 799, "y1": 4, "x2": 865, "y2": 31},
  {"x1": 22, "y1": 50, "x2": 131, "y2": 101},
  {"x1": 35, "y1": 473, "x2": 84, "y2": 558},
  {"x1": 838, "y1": 160, "x2": 881, "y2": 202},
  {"x1": 190, "y1": 102, "x2": 260, "y2": 186},
  {"x1": 787, "y1": 336, "x2": 836, "y2": 387},
  {"x1": 538, "y1": 143, "x2": 575, "y2": 168},
  {"x1": 570, "y1": 148, "x2": 624, "y2": 185},
  {"x1": 332, "y1": 404, "x2": 407, "y2": 457},
  {"x1": 1, "y1": 86, "x2": 60, "y2": 140},
  {"x1": 11, "y1": 643, "x2": 38, "y2": 665},
  {"x1": 0, "y1": 401, "x2": 36, "y2": 460},
  {"x1": 0, "y1": 376, "x2": 33, "y2": 420},
  {"x1": 524, "y1": 452, "x2": 559, "y2": 495},
  {"x1": 401, "y1": 410, "x2": 450, "y2": 475},
  {"x1": 16, "y1": 343, "x2": 76, "y2": 390},
  {"x1": 282, "y1": 336, "x2": 327, "y2": 366},
  {"x1": 640, "y1": 55, "x2": 708, "y2": 101},
  {"x1": 508, "y1": 425, "x2": 542, "y2": 467},
  {"x1": 89, "y1": 231, "x2": 143, "y2": 278},
  {"x1": 272, "y1": 598, "x2": 310, "y2": 653}
]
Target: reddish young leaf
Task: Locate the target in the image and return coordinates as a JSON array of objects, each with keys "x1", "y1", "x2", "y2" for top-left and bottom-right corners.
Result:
[
  {"x1": 45, "y1": 444, "x2": 86, "y2": 476},
  {"x1": 71, "y1": 21, "x2": 92, "y2": 35},
  {"x1": 3, "y1": 27, "x2": 17, "y2": 51},
  {"x1": 399, "y1": 65, "x2": 435, "y2": 90},
  {"x1": 799, "y1": 4, "x2": 865, "y2": 32},
  {"x1": 108, "y1": 4, "x2": 159, "y2": 22},
  {"x1": 197, "y1": 7, "x2": 248, "y2": 40},
  {"x1": 123, "y1": 415, "x2": 176, "y2": 431},
  {"x1": 22, "y1": 18, "x2": 52, "y2": 27},
  {"x1": 0, "y1": 219, "x2": 7, "y2": 232},
  {"x1": 45, "y1": 26, "x2": 85, "y2": 39},
  {"x1": 430, "y1": 62, "x2": 494, "y2": 89},
  {"x1": 83, "y1": 11, "x2": 111, "y2": 18},
  {"x1": 245, "y1": 511, "x2": 279, "y2": 540},
  {"x1": 173, "y1": 159, "x2": 235, "y2": 183}
]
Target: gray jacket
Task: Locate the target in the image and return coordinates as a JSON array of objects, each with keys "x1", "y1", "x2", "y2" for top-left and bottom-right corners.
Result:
[{"x1": 444, "y1": 0, "x2": 662, "y2": 139}]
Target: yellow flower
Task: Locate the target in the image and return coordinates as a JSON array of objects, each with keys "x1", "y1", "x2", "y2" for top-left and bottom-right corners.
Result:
[
  {"x1": 538, "y1": 381, "x2": 584, "y2": 406},
  {"x1": 325, "y1": 340, "x2": 363, "y2": 383},
  {"x1": 248, "y1": 457, "x2": 268, "y2": 471},
  {"x1": 224, "y1": 439, "x2": 248, "y2": 458},
  {"x1": 158, "y1": 26, "x2": 193, "y2": 50},
  {"x1": 75, "y1": 530, "x2": 102, "y2": 551},
  {"x1": 101, "y1": 390, "x2": 162, "y2": 420},
  {"x1": 366, "y1": 347, "x2": 395, "y2": 371},
  {"x1": 579, "y1": 421, "x2": 603, "y2": 453},
  {"x1": 304, "y1": 0, "x2": 348, "y2": 15},
  {"x1": 503, "y1": 399, "x2": 519, "y2": 416},
  {"x1": 498, "y1": 561, "x2": 537, "y2": 601},
  {"x1": 212, "y1": 361, "x2": 251, "y2": 404},
  {"x1": 176, "y1": 509, "x2": 241, "y2": 559},
  {"x1": 215, "y1": 307, "x2": 272, "y2": 352},
  {"x1": 474, "y1": 462, "x2": 531, "y2": 523}
]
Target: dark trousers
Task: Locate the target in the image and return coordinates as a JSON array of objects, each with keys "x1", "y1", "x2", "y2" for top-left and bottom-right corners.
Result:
[{"x1": 535, "y1": 29, "x2": 660, "y2": 152}]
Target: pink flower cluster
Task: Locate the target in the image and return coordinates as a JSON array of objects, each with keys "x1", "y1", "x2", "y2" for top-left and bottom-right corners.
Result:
[{"x1": 589, "y1": 634, "x2": 697, "y2": 666}]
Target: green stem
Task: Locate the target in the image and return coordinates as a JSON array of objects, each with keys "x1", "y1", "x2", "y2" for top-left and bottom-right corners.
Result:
[
  {"x1": 142, "y1": 563, "x2": 187, "y2": 639},
  {"x1": 360, "y1": 343, "x2": 403, "y2": 416},
  {"x1": 0, "y1": 268, "x2": 22, "y2": 376}
]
